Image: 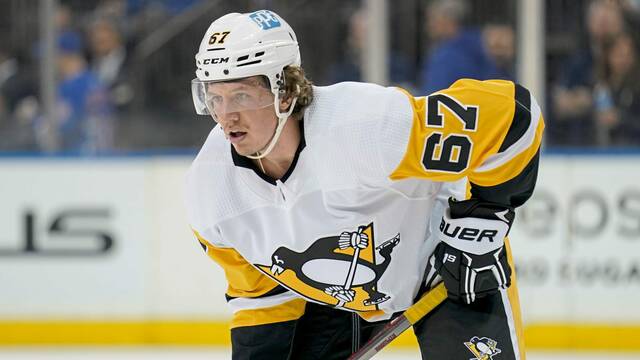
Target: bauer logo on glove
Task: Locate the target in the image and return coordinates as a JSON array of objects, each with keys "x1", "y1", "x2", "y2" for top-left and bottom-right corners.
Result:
[{"x1": 426, "y1": 198, "x2": 515, "y2": 304}]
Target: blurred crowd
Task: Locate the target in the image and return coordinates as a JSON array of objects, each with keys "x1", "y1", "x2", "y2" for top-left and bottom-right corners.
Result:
[
  {"x1": 0, "y1": 0, "x2": 203, "y2": 154},
  {"x1": 326, "y1": 0, "x2": 514, "y2": 96},
  {"x1": 0, "y1": 0, "x2": 639, "y2": 154},
  {"x1": 550, "y1": 0, "x2": 640, "y2": 147}
]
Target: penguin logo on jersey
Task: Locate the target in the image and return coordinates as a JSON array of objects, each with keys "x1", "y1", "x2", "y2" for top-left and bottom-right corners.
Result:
[
  {"x1": 464, "y1": 336, "x2": 502, "y2": 360},
  {"x1": 256, "y1": 222, "x2": 399, "y2": 311}
]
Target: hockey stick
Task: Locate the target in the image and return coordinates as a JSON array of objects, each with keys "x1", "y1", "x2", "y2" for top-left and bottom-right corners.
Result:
[{"x1": 348, "y1": 282, "x2": 448, "y2": 360}]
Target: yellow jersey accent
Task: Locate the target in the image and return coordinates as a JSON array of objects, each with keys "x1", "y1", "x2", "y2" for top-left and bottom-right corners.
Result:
[
  {"x1": 505, "y1": 238, "x2": 527, "y2": 359},
  {"x1": 194, "y1": 229, "x2": 279, "y2": 298},
  {"x1": 390, "y1": 79, "x2": 544, "y2": 187},
  {"x1": 231, "y1": 298, "x2": 307, "y2": 329},
  {"x1": 471, "y1": 119, "x2": 544, "y2": 187}
]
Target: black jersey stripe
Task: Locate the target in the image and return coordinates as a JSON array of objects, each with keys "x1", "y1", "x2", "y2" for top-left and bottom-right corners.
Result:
[
  {"x1": 470, "y1": 148, "x2": 540, "y2": 208},
  {"x1": 225, "y1": 284, "x2": 289, "y2": 302},
  {"x1": 498, "y1": 84, "x2": 532, "y2": 153}
]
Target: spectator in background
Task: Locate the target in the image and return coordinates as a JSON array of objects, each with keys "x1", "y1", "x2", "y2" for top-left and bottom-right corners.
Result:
[
  {"x1": 94, "y1": 0, "x2": 202, "y2": 44},
  {"x1": 35, "y1": 31, "x2": 114, "y2": 154},
  {"x1": 552, "y1": 0, "x2": 624, "y2": 146},
  {"x1": 594, "y1": 32, "x2": 640, "y2": 146},
  {"x1": 125, "y1": 0, "x2": 202, "y2": 16},
  {"x1": 0, "y1": 47, "x2": 34, "y2": 121},
  {"x1": 55, "y1": 4, "x2": 74, "y2": 34},
  {"x1": 323, "y1": 7, "x2": 416, "y2": 88},
  {"x1": 419, "y1": 0, "x2": 514, "y2": 94},
  {"x1": 87, "y1": 17, "x2": 134, "y2": 112},
  {"x1": 483, "y1": 22, "x2": 515, "y2": 78},
  {"x1": 0, "y1": 49, "x2": 19, "y2": 117},
  {"x1": 0, "y1": 46, "x2": 38, "y2": 151}
]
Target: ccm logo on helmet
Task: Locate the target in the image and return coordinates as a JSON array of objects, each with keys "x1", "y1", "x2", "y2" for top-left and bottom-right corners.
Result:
[
  {"x1": 439, "y1": 218, "x2": 498, "y2": 242},
  {"x1": 203, "y1": 57, "x2": 229, "y2": 65}
]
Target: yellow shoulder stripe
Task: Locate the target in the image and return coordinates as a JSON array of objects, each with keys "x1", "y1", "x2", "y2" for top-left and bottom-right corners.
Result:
[
  {"x1": 471, "y1": 118, "x2": 544, "y2": 187},
  {"x1": 388, "y1": 93, "x2": 430, "y2": 181}
]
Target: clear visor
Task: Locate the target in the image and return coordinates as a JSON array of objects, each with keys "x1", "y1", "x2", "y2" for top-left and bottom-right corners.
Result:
[{"x1": 191, "y1": 78, "x2": 274, "y2": 118}]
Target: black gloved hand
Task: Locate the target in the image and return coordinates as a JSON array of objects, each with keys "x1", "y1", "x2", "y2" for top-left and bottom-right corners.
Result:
[{"x1": 426, "y1": 198, "x2": 515, "y2": 304}]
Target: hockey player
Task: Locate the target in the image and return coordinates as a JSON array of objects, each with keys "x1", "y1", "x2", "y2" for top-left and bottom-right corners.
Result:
[{"x1": 186, "y1": 9, "x2": 543, "y2": 360}]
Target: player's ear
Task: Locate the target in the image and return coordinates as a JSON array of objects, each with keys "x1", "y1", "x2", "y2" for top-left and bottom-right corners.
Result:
[{"x1": 279, "y1": 96, "x2": 293, "y2": 112}]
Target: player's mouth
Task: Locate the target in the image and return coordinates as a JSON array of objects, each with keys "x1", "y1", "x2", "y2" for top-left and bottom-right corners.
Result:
[{"x1": 228, "y1": 131, "x2": 247, "y2": 143}]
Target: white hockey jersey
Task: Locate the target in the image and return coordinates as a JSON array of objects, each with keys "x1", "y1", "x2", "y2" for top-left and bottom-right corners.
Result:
[{"x1": 186, "y1": 79, "x2": 544, "y2": 327}]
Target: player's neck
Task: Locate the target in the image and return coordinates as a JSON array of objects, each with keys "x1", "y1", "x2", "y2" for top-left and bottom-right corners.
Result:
[{"x1": 253, "y1": 118, "x2": 300, "y2": 180}]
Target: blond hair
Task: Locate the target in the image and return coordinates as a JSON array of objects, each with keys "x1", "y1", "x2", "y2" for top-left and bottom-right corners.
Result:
[
  {"x1": 254, "y1": 66, "x2": 313, "y2": 117},
  {"x1": 282, "y1": 65, "x2": 314, "y2": 118}
]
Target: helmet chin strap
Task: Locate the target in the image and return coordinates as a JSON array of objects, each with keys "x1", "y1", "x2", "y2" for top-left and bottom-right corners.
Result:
[{"x1": 246, "y1": 95, "x2": 298, "y2": 160}]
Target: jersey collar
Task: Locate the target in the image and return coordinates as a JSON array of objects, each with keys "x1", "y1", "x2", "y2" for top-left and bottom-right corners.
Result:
[{"x1": 230, "y1": 119, "x2": 306, "y2": 185}]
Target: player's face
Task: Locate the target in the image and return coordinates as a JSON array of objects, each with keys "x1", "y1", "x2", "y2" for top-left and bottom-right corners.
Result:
[{"x1": 206, "y1": 78, "x2": 278, "y2": 155}]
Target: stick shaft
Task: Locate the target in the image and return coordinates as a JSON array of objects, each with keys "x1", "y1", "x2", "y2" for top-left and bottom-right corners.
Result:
[
  {"x1": 348, "y1": 316, "x2": 411, "y2": 360},
  {"x1": 404, "y1": 283, "x2": 447, "y2": 325},
  {"x1": 348, "y1": 283, "x2": 448, "y2": 359}
]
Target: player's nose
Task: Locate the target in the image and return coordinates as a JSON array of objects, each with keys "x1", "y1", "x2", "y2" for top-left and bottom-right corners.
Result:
[{"x1": 216, "y1": 110, "x2": 240, "y2": 126}]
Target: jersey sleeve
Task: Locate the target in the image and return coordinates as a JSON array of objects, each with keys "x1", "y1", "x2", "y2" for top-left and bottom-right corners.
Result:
[
  {"x1": 387, "y1": 79, "x2": 545, "y2": 207},
  {"x1": 192, "y1": 229, "x2": 306, "y2": 329}
]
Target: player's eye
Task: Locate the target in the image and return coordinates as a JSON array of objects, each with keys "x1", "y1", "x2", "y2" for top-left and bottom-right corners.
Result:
[
  {"x1": 233, "y1": 92, "x2": 252, "y2": 104},
  {"x1": 208, "y1": 95, "x2": 223, "y2": 105}
]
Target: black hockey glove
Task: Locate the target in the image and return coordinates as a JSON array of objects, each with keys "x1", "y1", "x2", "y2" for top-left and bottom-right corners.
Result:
[{"x1": 426, "y1": 198, "x2": 515, "y2": 304}]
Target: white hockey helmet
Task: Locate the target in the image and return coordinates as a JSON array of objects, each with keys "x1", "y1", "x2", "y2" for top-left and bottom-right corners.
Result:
[{"x1": 192, "y1": 10, "x2": 301, "y2": 159}]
